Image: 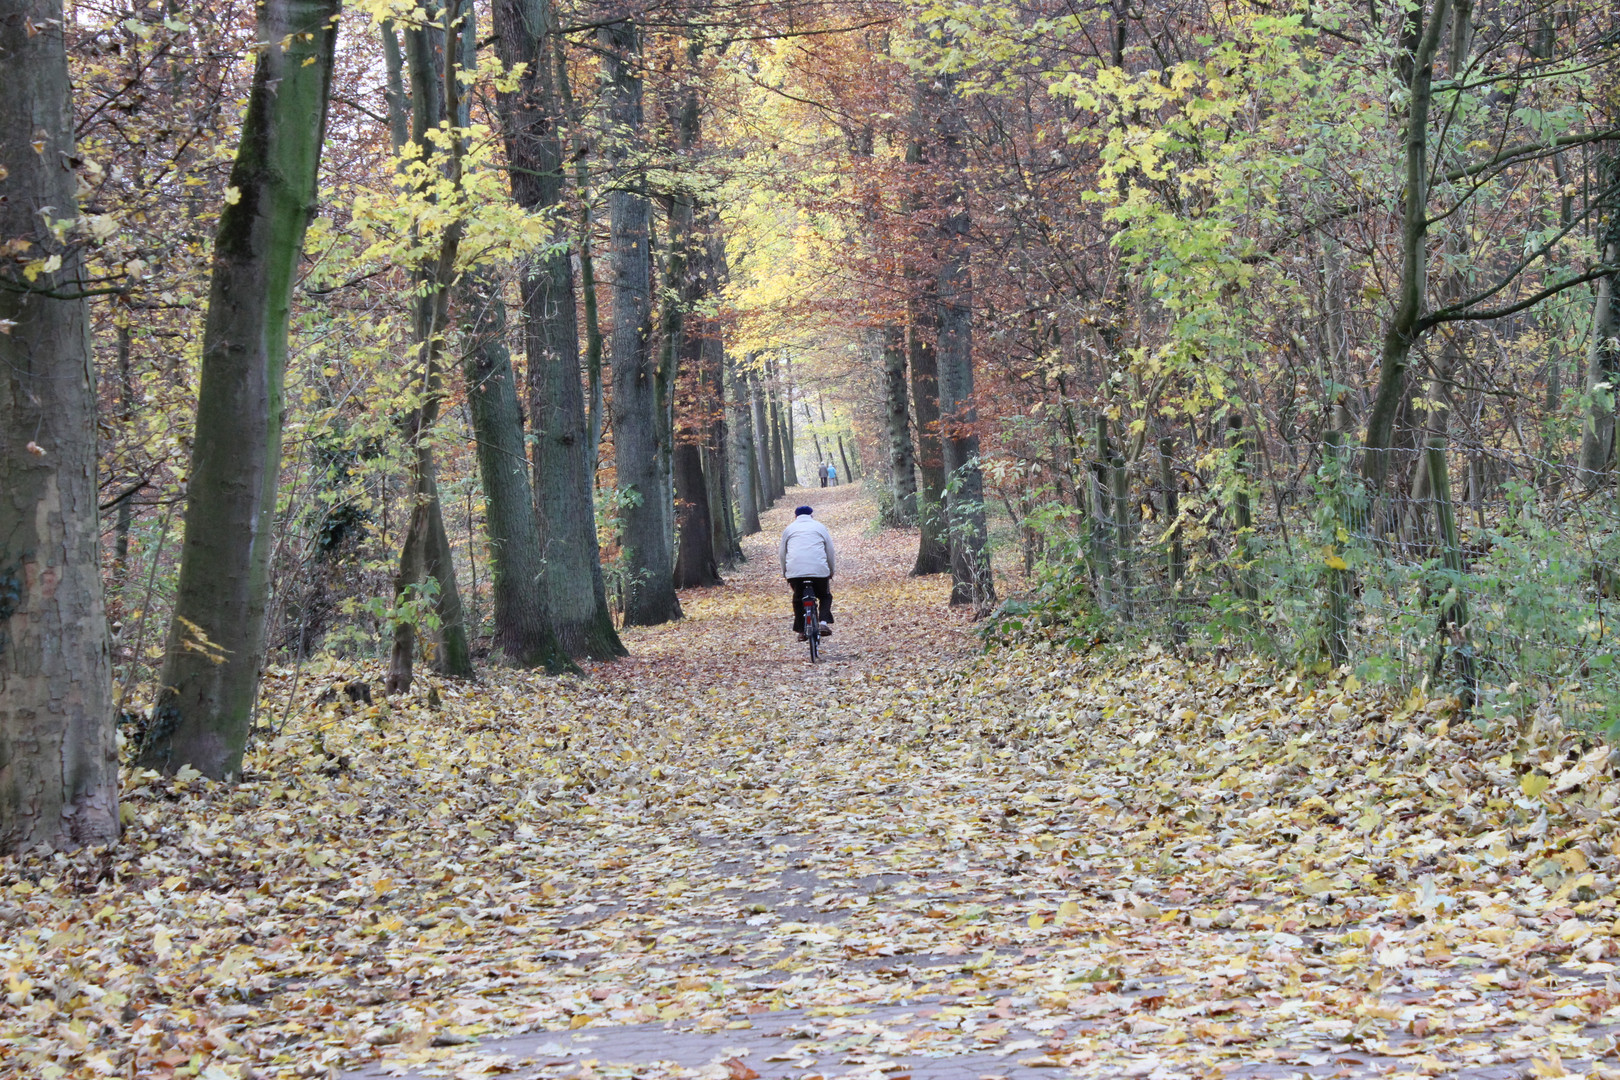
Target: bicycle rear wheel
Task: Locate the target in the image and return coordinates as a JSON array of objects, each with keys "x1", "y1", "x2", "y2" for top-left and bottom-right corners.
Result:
[{"x1": 804, "y1": 592, "x2": 820, "y2": 662}]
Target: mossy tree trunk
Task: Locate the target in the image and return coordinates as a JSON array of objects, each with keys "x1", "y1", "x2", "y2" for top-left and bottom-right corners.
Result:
[{"x1": 140, "y1": 0, "x2": 341, "y2": 778}]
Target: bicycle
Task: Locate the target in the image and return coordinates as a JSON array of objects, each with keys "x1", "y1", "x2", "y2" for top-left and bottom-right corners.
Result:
[{"x1": 800, "y1": 580, "x2": 822, "y2": 662}]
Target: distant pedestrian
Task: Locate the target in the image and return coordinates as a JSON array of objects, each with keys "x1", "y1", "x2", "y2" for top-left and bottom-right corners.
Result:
[
  {"x1": 828, "y1": 463, "x2": 838, "y2": 486},
  {"x1": 818, "y1": 461, "x2": 828, "y2": 488}
]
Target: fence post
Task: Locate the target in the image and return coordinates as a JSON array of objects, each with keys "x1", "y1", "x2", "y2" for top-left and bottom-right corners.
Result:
[
  {"x1": 1158, "y1": 436, "x2": 1185, "y2": 644},
  {"x1": 1426, "y1": 437, "x2": 1477, "y2": 712},
  {"x1": 1323, "y1": 429, "x2": 1352, "y2": 669},
  {"x1": 1228, "y1": 415, "x2": 1257, "y2": 608}
]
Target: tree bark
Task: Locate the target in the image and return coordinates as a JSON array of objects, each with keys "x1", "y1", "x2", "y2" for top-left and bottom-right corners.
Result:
[
  {"x1": 1578, "y1": 228, "x2": 1619, "y2": 487},
  {"x1": 663, "y1": 64, "x2": 722, "y2": 589},
  {"x1": 702, "y1": 229, "x2": 741, "y2": 562},
  {"x1": 1361, "y1": 0, "x2": 1451, "y2": 490},
  {"x1": 493, "y1": 0, "x2": 626, "y2": 658},
  {"x1": 603, "y1": 16, "x2": 681, "y2": 625},
  {"x1": 882, "y1": 325, "x2": 918, "y2": 522},
  {"x1": 140, "y1": 0, "x2": 341, "y2": 777},
  {"x1": 780, "y1": 358, "x2": 800, "y2": 488},
  {"x1": 908, "y1": 280, "x2": 951, "y2": 575},
  {"x1": 386, "y1": 3, "x2": 472, "y2": 693},
  {"x1": 0, "y1": 0, "x2": 120, "y2": 850},
  {"x1": 769, "y1": 388, "x2": 790, "y2": 496},
  {"x1": 752, "y1": 370, "x2": 781, "y2": 503},
  {"x1": 460, "y1": 277, "x2": 574, "y2": 670},
  {"x1": 729, "y1": 356, "x2": 763, "y2": 534},
  {"x1": 934, "y1": 73, "x2": 994, "y2": 612}
]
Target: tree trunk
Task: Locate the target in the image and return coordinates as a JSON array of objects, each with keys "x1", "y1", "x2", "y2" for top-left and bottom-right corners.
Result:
[
  {"x1": 112, "y1": 322, "x2": 135, "y2": 580},
  {"x1": 664, "y1": 67, "x2": 722, "y2": 589},
  {"x1": 769, "y1": 390, "x2": 789, "y2": 496},
  {"x1": 1578, "y1": 231, "x2": 1619, "y2": 487},
  {"x1": 0, "y1": 0, "x2": 120, "y2": 851},
  {"x1": 702, "y1": 290, "x2": 739, "y2": 563},
  {"x1": 729, "y1": 356, "x2": 763, "y2": 534},
  {"x1": 386, "y1": 4, "x2": 472, "y2": 693},
  {"x1": 1361, "y1": 0, "x2": 1451, "y2": 490},
  {"x1": 140, "y1": 0, "x2": 341, "y2": 777},
  {"x1": 804, "y1": 402, "x2": 825, "y2": 464},
  {"x1": 603, "y1": 16, "x2": 680, "y2": 625},
  {"x1": 779, "y1": 360, "x2": 800, "y2": 487},
  {"x1": 460, "y1": 277, "x2": 574, "y2": 671},
  {"x1": 838, "y1": 432, "x2": 857, "y2": 484},
  {"x1": 752, "y1": 371, "x2": 780, "y2": 503},
  {"x1": 882, "y1": 325, "x2": 919, "y2": 522},
  {"x1": 493, "y1": 0, "x2": 626, "y2": 658},
  {"x1": 909, "y1": 280, "x2": 951, "y2": 575}
]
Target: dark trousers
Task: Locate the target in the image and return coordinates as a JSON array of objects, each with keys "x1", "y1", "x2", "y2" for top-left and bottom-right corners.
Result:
[
  {"x1": 819, "y1": 476, "x2": 827, "y2": 487},
  {"x1": 787, "y1": 577, "x2": 833, "y2": 632}
]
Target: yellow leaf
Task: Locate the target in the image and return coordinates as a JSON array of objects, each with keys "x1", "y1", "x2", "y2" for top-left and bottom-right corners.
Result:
[
  {"x1": 1028, "y1": 914, "x2": 1046, "y2": 929},
  {"x1": 1520, "y1": 772, "x2": 1551, "y2": 799}
]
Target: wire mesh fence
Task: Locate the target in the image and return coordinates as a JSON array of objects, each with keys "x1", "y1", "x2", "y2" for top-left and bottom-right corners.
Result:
[{"x1": 993, "y1": 435, "x2": 1620, "y2": 733}]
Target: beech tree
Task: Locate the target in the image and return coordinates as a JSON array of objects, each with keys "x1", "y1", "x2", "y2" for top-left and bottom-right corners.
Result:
[
  {"x1": 139, "y1": 0, "x2": 341, "y2": 778},
  {"x1": 493, "y1": 0, "x2": 625, "y2": 659},
  {"x1": 603, "y1": 13, "x2": 683, "y2": 625},
  {"x1": 0, "y1": 0, "x2": 121, "y2": 852}
]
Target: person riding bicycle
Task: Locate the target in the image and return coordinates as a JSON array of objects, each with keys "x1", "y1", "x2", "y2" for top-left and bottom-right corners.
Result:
[{"x1": 780, "y1": 506, "x2": 835, "y2": 640}]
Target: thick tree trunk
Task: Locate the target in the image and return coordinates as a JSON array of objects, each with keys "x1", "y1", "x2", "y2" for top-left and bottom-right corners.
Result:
[
  {"x1": 663, "y1": 74, "x2": 722, "y2": 589},
  {"x1": 602, "y1": 18, "x2": 680, "y2": 625},
  {"x1": 882, "y1": 325, "x2": 918, "y2": 522},
  {"x1": 460, "y1": 277, "x2": 574, "y2": 671},
  {"x1": 493, "y1": 0, "x2": 625, "y2": 658},
  {"x1": 935, "y1": 75, "x2": 994, "y2": 612},
  {"x1": 141, "y1": 0, "x2": 341, "y2": 777},
  {"x1": 0, "y1": 0, "x2": 120, "y2": 851},
  {"x1": 524, "y1": 250, "x2": 628, "y2": 655}
]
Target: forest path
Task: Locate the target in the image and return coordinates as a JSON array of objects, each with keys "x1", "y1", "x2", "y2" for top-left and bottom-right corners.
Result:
[
  {"x1": 346, "y1": 485, "x2": 1618, "y2": 1080},
  {"x1": 9, "y1": 482, "x2": 1609, "y2": 1080},
  {"x1": 599, "y1": 480, "x2": 962, "y2": 685}
]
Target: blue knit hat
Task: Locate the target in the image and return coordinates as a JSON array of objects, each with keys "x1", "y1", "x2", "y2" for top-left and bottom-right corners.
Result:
[{"x1": 795, "y1": 505, "x2": 813, "y2": 516}]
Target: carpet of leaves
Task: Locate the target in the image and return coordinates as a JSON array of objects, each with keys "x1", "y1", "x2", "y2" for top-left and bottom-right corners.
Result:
[{"x1": 3, "y1": 485, "x2": 1620, "y2": 1080}]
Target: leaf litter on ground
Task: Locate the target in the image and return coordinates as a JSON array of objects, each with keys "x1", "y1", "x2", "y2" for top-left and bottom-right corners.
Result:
[{"x1": 3, "y1": 484, "x2": 1620, "y2": 1080}]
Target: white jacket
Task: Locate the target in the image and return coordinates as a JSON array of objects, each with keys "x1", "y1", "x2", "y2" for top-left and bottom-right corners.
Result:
[{"x1": 780, "y1": 515, "x2": 836, "y2": 578}]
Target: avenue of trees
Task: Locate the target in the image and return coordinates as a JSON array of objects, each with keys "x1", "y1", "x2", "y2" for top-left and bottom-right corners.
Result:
[{"x1": 3, "y1": 0, "x2": 1618, "y2": 849}]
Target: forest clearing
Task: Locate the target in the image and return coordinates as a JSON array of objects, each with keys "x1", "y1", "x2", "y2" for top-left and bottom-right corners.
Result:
[{"x1": 2, "y1": 488, "x2": 1620, "y2": 1080}]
